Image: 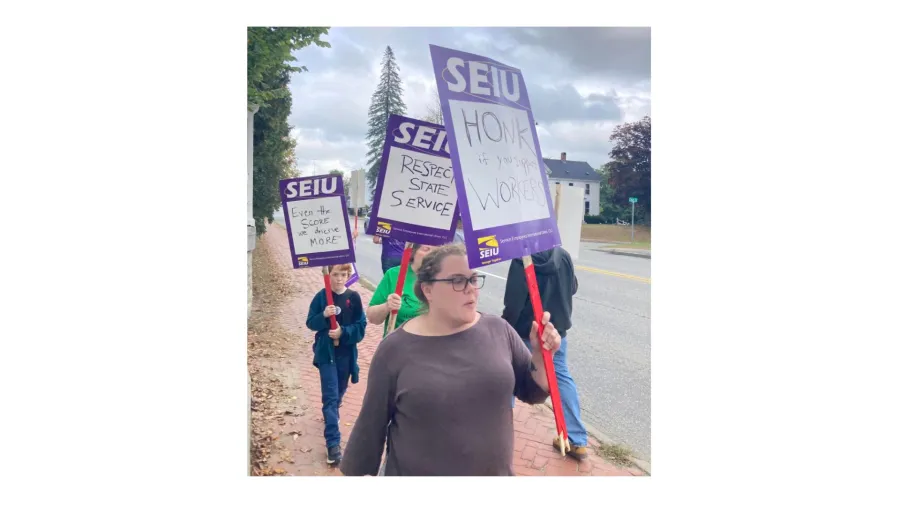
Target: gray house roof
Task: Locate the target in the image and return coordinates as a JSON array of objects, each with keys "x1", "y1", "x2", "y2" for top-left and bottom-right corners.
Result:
[{"x1": 543, "y1": 158, "x2": 603, "y2": 182}]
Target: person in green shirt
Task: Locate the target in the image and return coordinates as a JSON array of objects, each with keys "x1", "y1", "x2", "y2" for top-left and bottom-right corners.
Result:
[{"x1": 367, "y1": 243, "x2": 433, "y2": 338}]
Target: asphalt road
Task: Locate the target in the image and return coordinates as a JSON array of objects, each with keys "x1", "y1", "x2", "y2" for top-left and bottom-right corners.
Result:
[{"x1": 274, "y1": 212, "x2": 651, "y2": 460}]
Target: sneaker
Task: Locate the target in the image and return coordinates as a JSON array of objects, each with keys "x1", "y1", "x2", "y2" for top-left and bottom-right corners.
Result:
[
  {"x1": 553, "y1": 436, "x2": 589, "y2": 461},
  {"x1": 326, "y1": 445, "x2": 342, "y2": 466},
  {"x1": 568, "y1": 445, "x2": 589, "y2": 461}
]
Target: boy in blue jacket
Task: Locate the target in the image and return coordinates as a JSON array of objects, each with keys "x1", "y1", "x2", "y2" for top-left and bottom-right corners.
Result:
[{"x1": 305, "y1": 263, "x2": 367, "y2": 466}]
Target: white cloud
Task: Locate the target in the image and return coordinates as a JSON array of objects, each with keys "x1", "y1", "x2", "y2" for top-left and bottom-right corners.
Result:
[
  {"x1": 286, "y1": 27, "x2": 649, "y2": 176},
  {"x1": 291, "y1": 128, "x2": 366, "y2": 175},
  {"x1": 539, "y1": 120, "x2": 619, "y2": 168}
]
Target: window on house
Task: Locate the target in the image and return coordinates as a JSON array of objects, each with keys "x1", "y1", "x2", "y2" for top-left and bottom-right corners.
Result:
[
  {"x1": 585, "y1": 184, "x2": 590, "y2": 195},
  {"x1": 584, "y1": 201, "x2": 590, "y2": 215},
  {"x1": 568, "y1": 182, "x2": 573, "y2": 186}
]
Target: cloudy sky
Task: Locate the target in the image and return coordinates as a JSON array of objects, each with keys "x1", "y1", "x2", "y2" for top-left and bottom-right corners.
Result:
[{"x1": 287, "y1": 27, "x2": 650, "y2": 178}]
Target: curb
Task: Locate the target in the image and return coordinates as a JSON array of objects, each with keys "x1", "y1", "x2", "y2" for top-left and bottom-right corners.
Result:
[
  {"x1": 356, "y1": 276, "x2": 377, "y2": 292},
  {"x1": 596, "y1": 248, "x2": 651, "y2": 259},
  {"x1": 537, "y1": 400, "x2": 651, "y2": 475}
]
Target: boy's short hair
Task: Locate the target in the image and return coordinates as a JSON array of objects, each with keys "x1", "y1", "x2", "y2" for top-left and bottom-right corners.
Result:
[{"x1": 329, "y1": 263, "x2": 353, "y2": 275}]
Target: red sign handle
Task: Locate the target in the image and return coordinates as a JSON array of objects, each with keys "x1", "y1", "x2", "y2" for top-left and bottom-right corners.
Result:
[
  {"x1": 386, "y1": 242, "x2": 413, "y2": 333},
  {"x1": 523, "y1": 255, "x2": 569, "y2": 452}
]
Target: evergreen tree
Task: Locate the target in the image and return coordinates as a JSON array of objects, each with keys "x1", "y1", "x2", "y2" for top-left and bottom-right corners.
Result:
[{"x1": 364, "y1": 46, "x2": 407, "y2": 196}]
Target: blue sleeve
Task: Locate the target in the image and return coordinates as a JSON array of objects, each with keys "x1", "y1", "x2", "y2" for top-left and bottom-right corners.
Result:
[
  {"x1": 306, "y1": 290, "x2": 329, "y2": 332},
  {"x1": 340, "y1": 292, "x2": 368, "y2": 345}
]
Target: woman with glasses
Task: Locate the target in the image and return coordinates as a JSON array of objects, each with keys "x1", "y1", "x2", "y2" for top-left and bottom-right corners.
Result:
[{"x1": 340, "y1": 243, "x2": 562, "y2": 476}]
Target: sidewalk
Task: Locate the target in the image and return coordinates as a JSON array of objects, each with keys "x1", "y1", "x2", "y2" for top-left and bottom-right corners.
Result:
[{"x1": 249, "y1": 223, "x2": 644, "y2": 476}]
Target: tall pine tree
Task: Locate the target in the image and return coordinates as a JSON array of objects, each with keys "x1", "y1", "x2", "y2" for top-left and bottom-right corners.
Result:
[{"x1": 365, "y1": 46, "x2": 407, "y2": 196}]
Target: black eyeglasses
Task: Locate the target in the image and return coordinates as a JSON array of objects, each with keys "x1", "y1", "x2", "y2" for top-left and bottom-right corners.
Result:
[{"x1": 429, "y1": 274, "x2": 486, "y2": 291}]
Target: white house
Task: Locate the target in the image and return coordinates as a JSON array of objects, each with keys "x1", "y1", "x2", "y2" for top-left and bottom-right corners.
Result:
[{"x1": 543, "y1": 152, "x2": 602, "y2": 217}]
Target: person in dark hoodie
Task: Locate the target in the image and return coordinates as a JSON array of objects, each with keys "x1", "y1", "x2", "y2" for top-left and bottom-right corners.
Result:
[
  {"x1": 501, "y1": 246, "x2": 590, "y2": 461},
  {"x1": 306, "y1": 263, "x2": 368, "y2": 466}
]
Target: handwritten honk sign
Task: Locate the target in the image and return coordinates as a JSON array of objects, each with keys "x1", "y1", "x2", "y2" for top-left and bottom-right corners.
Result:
[
  {"x1": 366, "y1": 114, "x2": 460, "y2": 246},
  {"x1": 430, "y1": 45, "x2": 561, "y2": 267},
  {"x1": 279, "y1": 175, "x2": 356, "y2": 269}
]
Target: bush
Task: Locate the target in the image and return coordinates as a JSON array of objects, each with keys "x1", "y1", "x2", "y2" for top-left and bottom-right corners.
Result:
[{"x1": 584, "y1": 214, "x2": 604, "y2": 224}]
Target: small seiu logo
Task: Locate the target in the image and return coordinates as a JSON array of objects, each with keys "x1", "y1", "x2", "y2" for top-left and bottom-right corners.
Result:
[
  {"x1": 297, "y1": 256, "x2": 309, "y2": 266},
  {"x1": 376, "y1": 221, "x2": 392, "y2": 235},
  {"x1": 478, "y1": 236, "x2": 500, "y2": 259}
]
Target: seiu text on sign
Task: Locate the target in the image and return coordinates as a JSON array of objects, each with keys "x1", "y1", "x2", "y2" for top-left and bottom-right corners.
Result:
[
  {"x1": 284, "y1": 176, "x2": 340, "y2": 199},
  {"x1": 443, "y1": 58, "x2": 522, "y2": 103},
  {"x1": 393, "y1": 122, "x2": 450, "y2": 155}
]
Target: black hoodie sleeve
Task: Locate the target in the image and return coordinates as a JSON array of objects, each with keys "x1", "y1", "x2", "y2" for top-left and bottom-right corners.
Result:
[
  {"x1": 572, "y1": 268, "x2": 579, "y2": 295},
  {"x1": 501, "y1": 258, "x2": 527, "y2": 327}
]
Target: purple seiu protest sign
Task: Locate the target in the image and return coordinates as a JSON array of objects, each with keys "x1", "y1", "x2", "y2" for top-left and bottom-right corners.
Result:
[
  {"x1": 366, "y1": 114, "x2": 460, "y2": 246},
  {"x1": 429, "y1": 45, "x2": 561, "y2": 268},
  {"x1": 279, "y1": 174, "x2": 356, "y2": 269}
]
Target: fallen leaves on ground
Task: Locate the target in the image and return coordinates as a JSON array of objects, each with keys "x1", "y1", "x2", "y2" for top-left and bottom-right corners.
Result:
[{"x1": 248, "y1": 238, "x2": 306, "y2": 476}]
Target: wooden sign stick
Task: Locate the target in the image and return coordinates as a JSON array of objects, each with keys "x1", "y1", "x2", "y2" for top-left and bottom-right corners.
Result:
[{"x1": 554, "y1": 183, "x2": 562, "y2": 219}]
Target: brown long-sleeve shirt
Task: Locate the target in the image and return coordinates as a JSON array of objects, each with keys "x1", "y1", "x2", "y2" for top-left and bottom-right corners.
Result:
[{"x1": 340, "y1": 314, "x2": 549, "y2": 476}]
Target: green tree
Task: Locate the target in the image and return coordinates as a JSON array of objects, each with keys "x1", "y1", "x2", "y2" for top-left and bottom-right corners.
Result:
[
  {"x1": 248, "y1": 27, "x2": 330, "y2": 110},
  {"x1": 248, "y1": 27, "x2": 330, "y2": 235},
  {"x1": 328, "y1": 169, "x2": 351, "y2": 201},
  {"x1": 593, "y1": 165, "x2": 624, "y2": 224},
  {"x1": 364, "y1": 46, "x2": 407, "y2": 197},
  {"x1": 605, "y1": 116, "x2": 651, "y2": 223}
]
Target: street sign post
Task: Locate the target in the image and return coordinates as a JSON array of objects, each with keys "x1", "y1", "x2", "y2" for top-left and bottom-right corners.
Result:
[{"x1": 629, "y1": 197, "x2": 637, "y2": 242}]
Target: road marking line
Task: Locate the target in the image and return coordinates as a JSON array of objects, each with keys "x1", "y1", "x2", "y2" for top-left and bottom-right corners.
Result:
[
  {"x1": 478, "y1": 266, "x2": 649, "y2": 284},
  {"x1": 575, "y1": 265, "x2": 651, "y2": 283},
  {"x1": 476, "y1": 269, "x2": 507, "y2": 281}
]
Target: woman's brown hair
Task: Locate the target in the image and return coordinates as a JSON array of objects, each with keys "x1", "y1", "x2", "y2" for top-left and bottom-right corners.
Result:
[{"x1": 413, "y1": 243, "x2": 468, "y2": 309}]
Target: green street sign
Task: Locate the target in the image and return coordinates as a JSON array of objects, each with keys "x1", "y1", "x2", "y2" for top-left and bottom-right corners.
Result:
[{"x1": 629, "y1": 197, "x2": 638, "y2": 203}]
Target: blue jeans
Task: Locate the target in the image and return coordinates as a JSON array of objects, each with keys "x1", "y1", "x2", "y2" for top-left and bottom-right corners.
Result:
[
  {"x1": 319, "y1": 354, "x2": 352, "y2": 449},
  {"x1": 514, "y1": 336, "x2": 589, "y2": 447}
]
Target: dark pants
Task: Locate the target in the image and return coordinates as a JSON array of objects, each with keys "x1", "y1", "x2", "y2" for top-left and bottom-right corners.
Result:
[
  {"x1": 381, "y1": 256, "x2": 402, "y2": 274},
  {"x1": 319, "y1": 354, "x2": 352, "y2": 449}
]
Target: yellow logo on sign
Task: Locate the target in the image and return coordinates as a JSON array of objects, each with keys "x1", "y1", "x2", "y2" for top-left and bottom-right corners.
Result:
[
  {"x1": 478, "y1": 236, "x2": 500, "y2": 260},
  {"x1": 376, "y1": 221, "x2": 392, "y2": 235},
  {"x1": 297, "y1": 256, "x2": 309, "y2": 265},
  {"x1": 478, "y1": 236, "x2": 499, "y2": 248}
]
